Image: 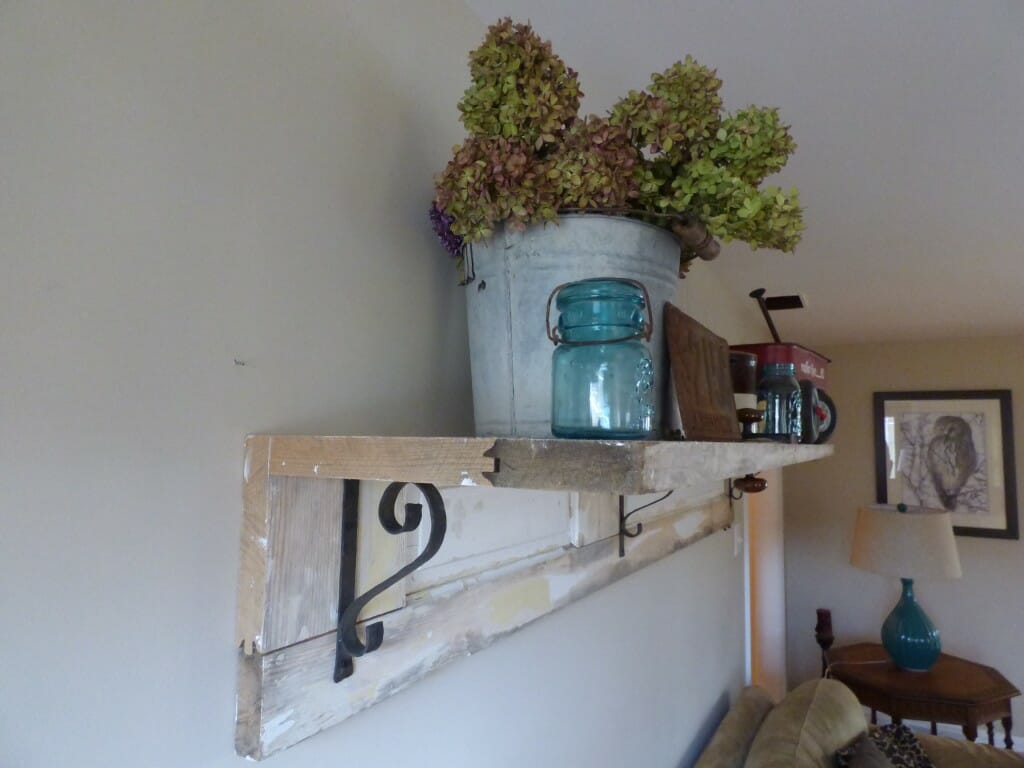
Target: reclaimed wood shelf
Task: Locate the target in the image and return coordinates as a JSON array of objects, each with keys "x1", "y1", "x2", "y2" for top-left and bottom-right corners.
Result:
[
  {"x1": 236, "y1": 433, "x2": 833, "y2": 758},
  {"x1": 261, "y1": 434, "x2": 834, "y2": 495}
]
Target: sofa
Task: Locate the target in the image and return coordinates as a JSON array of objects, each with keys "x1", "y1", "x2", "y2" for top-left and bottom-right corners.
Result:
[{"x1": 694, "y1": 678, "x2": 1024, "y2": 767}]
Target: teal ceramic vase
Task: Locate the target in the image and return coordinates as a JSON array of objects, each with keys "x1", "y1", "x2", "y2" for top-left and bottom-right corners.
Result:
[{"x1": 881, "y1": 578, "x2": 941, "y2": 671}]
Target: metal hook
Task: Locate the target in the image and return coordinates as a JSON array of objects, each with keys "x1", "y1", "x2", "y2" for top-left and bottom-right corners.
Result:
[{"x1": 618, "y1": 490, "x2": 673, "y2": 557}]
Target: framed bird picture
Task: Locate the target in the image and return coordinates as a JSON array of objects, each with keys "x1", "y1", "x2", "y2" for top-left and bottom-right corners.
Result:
[{"x1": 874, "y1": 390, "x2": 1018, "y2": 539}]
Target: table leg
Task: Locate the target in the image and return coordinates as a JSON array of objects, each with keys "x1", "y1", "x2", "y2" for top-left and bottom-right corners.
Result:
[
  {"x1": 892, "y1": 716, "x2": 902, "y2": 726},
  {"x1": 930, "y1": 722, "x2": 937, "y2": 736},
  {"x1": 1003, "y1": 716, "x2": 1013, "y2": 749},
  {"x1": 871, "y1": 709, "x2": 877, "y2": 725},
  {"x1": 988, "y1": 722, "x2": 995, "y2": 746},
  {"x1": 963, "y1": 722, "x2": 978, "y2": 742}
]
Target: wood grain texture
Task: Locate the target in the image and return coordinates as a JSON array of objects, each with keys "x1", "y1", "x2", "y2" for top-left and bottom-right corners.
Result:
[
  {"x1": 262, "y1": 476, "x2": 344, "y2": 652},
  {"x1": 251, "y1": 435, "x2": 833, "y2": 495},
  {"x1": 258, "y1": 479, "x2": 407, "y2": 654},
  {"x1": 826, "y1": 642, "x2": 1021, "y2": 746},
  {"x1": 568, "y1": 492, "x2": 619, "y2": 547},
  {"x1": 235, "y1": 494, "x2": 734, "y2": 759},
  {"x1": 486, "y1": 438, "x2": 646, "y2": 491},
  {"x1": 237, "y1": 436, "x2": 271, "y2": 654},
  {"x1": 640, "y1": 441, "x2": 832, "y2": 492},
  {"x1": 664, "y1": 303, "x2": 742, "y2": 442},
  {"x1": 235, "y1": 434, "x2": 834, "y2": 756},
  {"x1": 828, "y1": 643, "x2": 1021, "y2": 706},
  {"x1": 268, "y1": 435, "x2": 497, "y2": 486},
  {"x1": 489, "y1": 438, "x2": 833, "y2": 493}
]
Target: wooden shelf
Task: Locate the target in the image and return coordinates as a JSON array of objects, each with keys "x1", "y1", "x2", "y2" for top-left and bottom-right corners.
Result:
[
  {"x1": 259, "y1": 435, "x2": 833, "y2": 494},
  {"x1": 237, "y1": 433, "x2": 833, "y2": 758}
]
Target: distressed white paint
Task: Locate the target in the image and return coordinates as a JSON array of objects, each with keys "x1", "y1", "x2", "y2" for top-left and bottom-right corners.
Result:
[
  {"x1": 408, "y1": 487, "x2": 570, "y2": 591},
  {"x1": 235, "y1": 436, "x2": 834, "y2": 757},
  {"x1": 237, "y1": 492, "x2": 734, "y2": 758},
  {"x1": 253, "y1": 478, "x2": 408, "y2": 654},
  {"x1": 567, "y1": 483, "x2": 724, "y2": 548},
  {"x1": 262, "y1": 712, "x2": 297, "y2": 747},
  {"x1": 568, "y1": 492, "x2": 619, "y2": 547}
]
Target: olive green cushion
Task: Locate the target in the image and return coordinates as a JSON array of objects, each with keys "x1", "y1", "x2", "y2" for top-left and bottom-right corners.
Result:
[
  {"x1": 743, "y1": 678, "x2": 868, "y2": 768},
  {"x1": 693, "y1": 686, "x2": 775, "y2": 768},
  {"x1": 917, "y1": 734, "x2": 1024, "y2": 767}
]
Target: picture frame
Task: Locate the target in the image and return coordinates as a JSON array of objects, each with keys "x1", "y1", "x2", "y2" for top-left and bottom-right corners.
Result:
[{"x1": 874, "y1": 390, "x2": 1018, "y2": 540}]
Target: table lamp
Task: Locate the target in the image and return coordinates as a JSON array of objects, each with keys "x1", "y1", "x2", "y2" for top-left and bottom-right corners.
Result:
[{"x1": 850, "y1": 503, "x2": 962, "y2": 671}]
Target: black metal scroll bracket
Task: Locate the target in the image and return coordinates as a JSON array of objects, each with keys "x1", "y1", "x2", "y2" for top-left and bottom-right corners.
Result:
[
  {"x1": 618, "y1": 490, "x2": 673, "y2": 558},
  {"x1": 333, "y1": 481, "x2": 448, "y2": 683}
]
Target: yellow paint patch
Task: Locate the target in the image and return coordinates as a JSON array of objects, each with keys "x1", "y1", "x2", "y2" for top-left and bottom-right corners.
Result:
[{"x1": 488, "y1": 578, "x2": 551, "y2": 626}]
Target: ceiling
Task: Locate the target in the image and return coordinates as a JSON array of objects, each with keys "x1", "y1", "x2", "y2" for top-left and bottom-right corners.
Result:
[{"x1": 463, "y1": 0, "x2": 1024, "y2": 345}]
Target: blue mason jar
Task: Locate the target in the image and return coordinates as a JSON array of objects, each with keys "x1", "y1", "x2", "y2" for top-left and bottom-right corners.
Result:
[
  {"x1": 548, "y1": 278, "x2": 655, "y2": 439},
  {"x1": 757, "y1": 362, "x2": 802, "y2": 442}
]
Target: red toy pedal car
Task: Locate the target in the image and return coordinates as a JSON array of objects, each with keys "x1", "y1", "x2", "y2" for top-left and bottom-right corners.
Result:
[{"x1": 731, "y1": 290, "x2": 836, "y2": 444}]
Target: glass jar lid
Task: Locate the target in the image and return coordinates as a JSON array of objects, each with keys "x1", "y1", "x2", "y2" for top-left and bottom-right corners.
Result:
[{"x1": 546, "y1": 277, "x2": 654, "y2": 345}]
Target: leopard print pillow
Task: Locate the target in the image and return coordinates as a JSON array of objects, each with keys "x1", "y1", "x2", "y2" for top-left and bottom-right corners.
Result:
[{"x1": 835, "y1": 724, "x2": 935, "y2": 768}]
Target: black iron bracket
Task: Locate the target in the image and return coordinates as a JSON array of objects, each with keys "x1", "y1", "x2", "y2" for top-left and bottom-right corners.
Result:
[
  {"x1": 618, "y1": 495, "x2": 641, "y2": 558},
  {"x1": 333, "y1": 481, "x2": 448, "y2": 683},
  {"x1": 617, "y1": 490, "x2": 673, "y2": 557},
  {"x1": 333, "y1": 479, "x2": 362, "y2": 682}
]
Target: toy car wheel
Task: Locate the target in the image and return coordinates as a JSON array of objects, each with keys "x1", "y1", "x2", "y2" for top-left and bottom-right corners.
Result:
[
  {"x1": 815, "y1": 390, "x2": 837, "y2": 443},
  {"x1": 800, "y1": 380, "x2": 820, "y2": 443}
]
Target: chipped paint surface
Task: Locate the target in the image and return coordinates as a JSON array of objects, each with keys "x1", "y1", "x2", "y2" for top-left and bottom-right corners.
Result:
[
  {"x1": 235, "y1": 437, "x2": 834, "y2": 757},
  {"x1": 238, "y1": 492, "x2": 734, "y2": 758},
  {"x1": 487, "y1": 577, "x2": 551, "y2": 625},
  {"x1": 262, "y1": 710, "x2": 296, "y2": 745}
]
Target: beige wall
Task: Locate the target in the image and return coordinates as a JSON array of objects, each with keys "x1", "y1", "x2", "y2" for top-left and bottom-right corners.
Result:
[
  {"x1": 748, "y1": 468, "x2": 787, "y2": 700},
  {"x1": 0, "y1": 3, "x2": 766, "y2": 766},
  {"x1": 784, "y1": 336, "x2": 1024, "y2": 728}
]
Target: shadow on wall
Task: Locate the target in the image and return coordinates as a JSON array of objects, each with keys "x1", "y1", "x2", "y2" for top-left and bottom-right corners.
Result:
[{"x1": 677, "y1": 690, "x2": 731, "y2": 767}]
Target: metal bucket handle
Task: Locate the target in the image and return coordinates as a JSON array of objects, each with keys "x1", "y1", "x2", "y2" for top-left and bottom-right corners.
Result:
[{"x1": 545, "y1": 277, "x2": 654, "y2": 346}]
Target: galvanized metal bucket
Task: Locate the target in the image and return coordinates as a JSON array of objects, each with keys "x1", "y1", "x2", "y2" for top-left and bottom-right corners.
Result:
[{"x1": 464, "y1": 214, "x2": 681, "y2": 437}]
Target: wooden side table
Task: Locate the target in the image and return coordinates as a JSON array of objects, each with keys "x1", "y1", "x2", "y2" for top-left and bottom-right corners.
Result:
[{"x1": 823, "y1": 642, "x2": 1020, "y2": 749}]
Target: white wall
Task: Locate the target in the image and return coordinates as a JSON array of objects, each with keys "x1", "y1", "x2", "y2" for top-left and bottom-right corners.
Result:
[
  {"x1": 784, "y1": 337, "x2": 1024, "y2": 731},
  {"x1": 1, "y1": 3, "x2": 762, "y2": 766}
]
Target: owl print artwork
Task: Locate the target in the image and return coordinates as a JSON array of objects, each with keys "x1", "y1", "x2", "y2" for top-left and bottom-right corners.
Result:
[
  {"x1": 877, "y1": 391, "x2": 1016, "y2": 539},
  {"x1": 897, "y1": 412, "x2": 988, "y2": 515}
]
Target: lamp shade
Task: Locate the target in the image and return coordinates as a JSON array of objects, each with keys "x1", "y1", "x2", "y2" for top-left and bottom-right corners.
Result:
[{"x1": 850, "y1": 504, "x2": 962, "y2": 581}]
